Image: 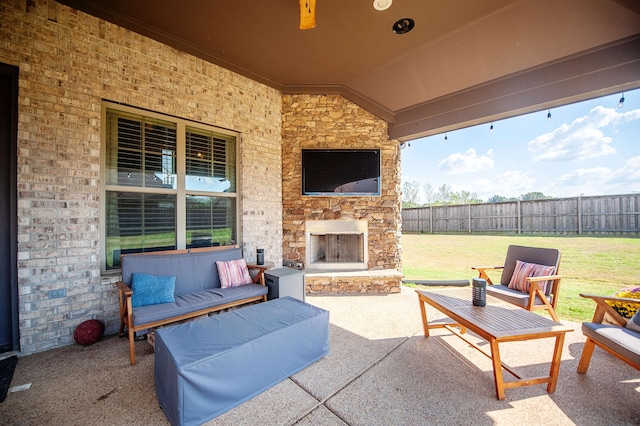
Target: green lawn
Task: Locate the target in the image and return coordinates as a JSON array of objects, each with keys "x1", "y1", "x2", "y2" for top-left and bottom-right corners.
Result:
[{"x1": 401, "y1": 233, "x2": 640, "y2": 323}]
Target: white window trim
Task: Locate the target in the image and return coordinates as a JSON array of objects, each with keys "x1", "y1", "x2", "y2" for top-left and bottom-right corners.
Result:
[{"x1": 100, "y1": 101, "x2": 242, "y2": 273}]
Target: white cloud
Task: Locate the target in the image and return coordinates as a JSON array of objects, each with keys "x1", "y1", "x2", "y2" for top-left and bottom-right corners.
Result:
[
  {"x1": 604, "y1": 156, "x2": 640, "y2": 186},
  {"x1": 527, "y1": 106, "x2": 640, "y2": 162},
  {"x1": 619, "y1": 109, "x2": 640, "y2": 123},
  {"x1": 437, "y1": 148, "x2": 493, "y2": 174},
  {"x1": 474, "y1": 170, "x2": 535, "y2": 198},
  {"x1": 547, "y1": 156, "x2": 640, "y2": 196}
]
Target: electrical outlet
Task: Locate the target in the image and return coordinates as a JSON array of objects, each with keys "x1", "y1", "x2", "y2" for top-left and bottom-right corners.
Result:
[{"x1": 49, "y1": 289, "x2": 66, "y2": 299}]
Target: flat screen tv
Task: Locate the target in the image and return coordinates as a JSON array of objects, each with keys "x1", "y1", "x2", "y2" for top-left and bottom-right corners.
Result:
[{"x1": 302, "y1": 149, "x2": 381, "y2": 196}]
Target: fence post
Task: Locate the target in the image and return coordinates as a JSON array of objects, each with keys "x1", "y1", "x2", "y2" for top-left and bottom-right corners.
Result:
[
  {"x1": 468, "y1": 204, "x2": 472, "y2": 234},
  {"x1": 429, "y1": 206, "x2": 433, "y2": 234},
  {"x1": 577, "y1": 196, "x2": 582, "y2": 235},
  {"x1": 517, "y1": 200, "x2": 521, "y2": 234}
]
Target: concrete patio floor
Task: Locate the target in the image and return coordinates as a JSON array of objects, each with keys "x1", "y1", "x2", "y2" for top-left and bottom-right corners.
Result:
[{"x1": 2, "y1": 285, "x2": 639, "y2": 425}]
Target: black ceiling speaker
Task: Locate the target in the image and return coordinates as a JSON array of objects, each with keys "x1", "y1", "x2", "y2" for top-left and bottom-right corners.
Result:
[{"x1": 392, "y1": 18, "x2": 415, "y2": 34}]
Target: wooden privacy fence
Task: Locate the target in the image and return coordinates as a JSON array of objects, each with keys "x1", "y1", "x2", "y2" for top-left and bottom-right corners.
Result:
[{"x1": 402, "y1": 194, "x2": 640, "y2": 235}]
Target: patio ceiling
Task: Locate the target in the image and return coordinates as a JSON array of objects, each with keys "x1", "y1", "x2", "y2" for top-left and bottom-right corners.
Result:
[{"x1": 59, "y1": 0, "x2": 640, "y2": 142}]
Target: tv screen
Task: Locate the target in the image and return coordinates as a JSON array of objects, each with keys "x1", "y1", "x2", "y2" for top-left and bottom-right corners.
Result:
[{"x1": 302, "y1": 149, "x2": 381, "y2": 196}]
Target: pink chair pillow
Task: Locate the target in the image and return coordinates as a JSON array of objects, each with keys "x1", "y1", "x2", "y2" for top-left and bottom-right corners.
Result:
[
  {"x1": 216, "y1": 258, "x2": 253, "y2": 288},
  {"x1": 508, "y1": 260, "x2": 556, "y2": 294}
]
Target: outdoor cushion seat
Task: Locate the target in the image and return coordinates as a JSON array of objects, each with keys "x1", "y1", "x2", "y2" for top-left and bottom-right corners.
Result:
[
  {"x1": 132, "y1": 284, "x2": 267, "y2": 327},
  {"x1": 581, "y1": 322, "x2": 640, "y2": 367},
  {"x1": 484, "y1": 284, "x2": 552, "y2": 308}
]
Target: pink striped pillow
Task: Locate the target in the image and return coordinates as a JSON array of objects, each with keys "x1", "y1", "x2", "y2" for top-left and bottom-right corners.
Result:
[
  {"x1": 508, "y1": 260, "x2": 556, "y2": 294},
  {"x1": 216, "y1": 259, "x2": 253, "y2": 288}
]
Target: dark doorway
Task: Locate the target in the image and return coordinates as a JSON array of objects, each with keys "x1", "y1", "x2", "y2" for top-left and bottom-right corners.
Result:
[{"x1": 0, "y1": 63, "x2": 19, "y2": 353}]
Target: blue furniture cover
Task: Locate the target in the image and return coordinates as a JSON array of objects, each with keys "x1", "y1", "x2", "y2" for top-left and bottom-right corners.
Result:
[{"x1": 155, "y1": 297, "x2": 330, "y2": 426}]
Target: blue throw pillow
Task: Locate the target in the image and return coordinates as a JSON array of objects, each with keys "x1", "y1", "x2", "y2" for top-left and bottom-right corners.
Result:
[{"x1": 131, "y1": 273, "x2": 176, "y2": 307}]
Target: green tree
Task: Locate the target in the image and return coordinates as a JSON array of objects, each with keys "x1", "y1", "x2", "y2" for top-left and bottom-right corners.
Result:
[
  {"x1": 423, "y1": 183, "x2": 434, "y2": 205},
  {"x1": 435, "y1": 184, "x2": 452, "y2": 205},
  {"x1": 520, "y1": 191, "x2": 552, "y2": 200},
  {"x1": 450, "y1": 190, "x2": 482, "y2": 204},
  {"x1": 402, "y1": 180, "x2": 421, "y2": 208},
  {"x1": 487, "y1": 195, "x2": 517, "y2": 203}
]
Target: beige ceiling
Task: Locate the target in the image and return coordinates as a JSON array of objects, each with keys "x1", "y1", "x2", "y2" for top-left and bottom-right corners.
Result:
[{"x1": 59, "y1": 0, "x2": 640, "y2": 141}]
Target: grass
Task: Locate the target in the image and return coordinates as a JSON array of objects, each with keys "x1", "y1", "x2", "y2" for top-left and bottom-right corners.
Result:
[{"x1": 401, "y1": 233, "x2": 640, "y2": 323}]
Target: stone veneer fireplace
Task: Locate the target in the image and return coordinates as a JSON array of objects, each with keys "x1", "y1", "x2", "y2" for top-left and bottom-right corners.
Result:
[{"x1": 281, "y1": 94, "x2": 403, "y2": 294}]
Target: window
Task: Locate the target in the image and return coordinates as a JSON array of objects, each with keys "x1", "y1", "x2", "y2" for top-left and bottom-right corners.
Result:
[{"x1": 102, "y1": 104, "x2": 239, "y2": 270}]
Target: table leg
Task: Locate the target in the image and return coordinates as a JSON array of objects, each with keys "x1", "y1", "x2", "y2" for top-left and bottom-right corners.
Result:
[
  {"x1": 489, "y1": 339, "x2": 506, "y2": 400},
  {"x1": 417, "y1": 294, "x2": 430, "y2": 337},
  {"x1": 547, "y1": 333, "x2": 566, "y2": 393}
]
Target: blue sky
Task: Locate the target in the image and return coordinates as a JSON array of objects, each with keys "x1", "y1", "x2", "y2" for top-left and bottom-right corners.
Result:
[{"x1": 401, "y1": 88, "x2": 640, "y2": 202}]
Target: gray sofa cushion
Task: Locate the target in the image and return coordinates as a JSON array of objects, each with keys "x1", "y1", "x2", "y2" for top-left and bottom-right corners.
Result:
[
  {"x1": 486, "y1": 284, "x2": 550, "y2": 307},
  {"x1": 121, "y1": 247, "x2": 244, "y2": 295},
  {"x1": 132, "y1": 284, "x2": 268, "y2": 327},
  {"x1": 582, "y1": 322, "x2": 640, "y2": 366}
]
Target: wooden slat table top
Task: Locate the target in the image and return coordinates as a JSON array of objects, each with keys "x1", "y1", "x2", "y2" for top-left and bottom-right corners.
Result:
[{"x1": 416, "y1": 287, "x2": 573, "y2": 340}]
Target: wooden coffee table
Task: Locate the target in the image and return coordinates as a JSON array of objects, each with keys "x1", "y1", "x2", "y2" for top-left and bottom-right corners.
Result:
[{"x1": 416, "y1": 287, "x2": 573, "y2": 400}]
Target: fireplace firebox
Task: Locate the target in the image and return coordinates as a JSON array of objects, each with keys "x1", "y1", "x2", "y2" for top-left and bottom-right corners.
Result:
[{"x1": 305, "y1": 220, "x2": 368, "y2": 271}]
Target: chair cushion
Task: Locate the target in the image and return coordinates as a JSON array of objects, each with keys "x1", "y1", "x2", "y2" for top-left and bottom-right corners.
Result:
[
  {"x1": 487, "y1": 284, "x2": 549, "y2": 308},
  {"x1": 626, "y1": 308, "x2": 640, "y2": 332},
  {"x1": 131, "y1": 284, "x2": 268, "y2": 327},
  {"x1": 216, "y1": 258, "x2": 253, "y2": 288},
  {"x1": 131, "y1": 273, "x2": 176, "y2": 307},
  {"x1": 507, "y1": 260, "x2": 555, "y2": 294},
  {"x1": 582, "y1": 322, "x2": 640, "y2": 366}
]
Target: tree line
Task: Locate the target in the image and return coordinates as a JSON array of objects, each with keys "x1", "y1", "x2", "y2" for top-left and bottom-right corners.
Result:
[{"x1": 402, "y1": 181, "x2": 551, "y2": 208}]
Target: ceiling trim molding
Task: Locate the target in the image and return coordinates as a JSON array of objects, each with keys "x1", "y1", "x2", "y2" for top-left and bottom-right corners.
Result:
[{"x1": 389, "y1": 34, "x2": 640, "y2": 142}]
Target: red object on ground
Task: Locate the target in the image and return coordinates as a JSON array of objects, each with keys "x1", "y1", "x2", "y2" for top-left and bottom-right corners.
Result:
[{"x1": 74, "y1": 319, "x2": 105, "y2": 346}]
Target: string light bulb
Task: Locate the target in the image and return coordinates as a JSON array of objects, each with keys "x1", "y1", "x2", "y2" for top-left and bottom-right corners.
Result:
[
  {"x1": 489, "y1": 123, "x2": 494, "y2": 133},
  {"x1": 547, "y1": 110, "x2": 552, "y2": 122},
  {"x1": 444, "y1": 133, "x2": 448, "y2": 142},
  {"x1": 618, "y1": 93, "x2": 625, "y2": 108}
]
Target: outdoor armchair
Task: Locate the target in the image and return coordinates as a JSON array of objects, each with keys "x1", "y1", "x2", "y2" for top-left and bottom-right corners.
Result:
[
  {"x1": 472, "y1": 245, "x2": 562, "y2": 321},
  {"x1": 577, "y1": 293, "x2": 640, "y2": 373}
]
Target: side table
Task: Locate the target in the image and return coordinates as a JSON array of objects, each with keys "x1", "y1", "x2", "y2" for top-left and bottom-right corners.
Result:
[{"x1": 264, "y1": 268, "x2": 306, "y2": 302}]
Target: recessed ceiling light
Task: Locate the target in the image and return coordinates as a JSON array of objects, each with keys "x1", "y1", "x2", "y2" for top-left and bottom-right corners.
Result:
[
  {"x1": 392, "y1": 18, "x2": 415, "y2": 34},
  {"x1": 373, "y1": 0, "x2": 392, "y2": 11}
]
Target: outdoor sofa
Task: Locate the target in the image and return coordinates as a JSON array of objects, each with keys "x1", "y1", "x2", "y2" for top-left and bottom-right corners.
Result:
[{"x1": 116, "y1": 246, "x2": 268, "y2": 365}]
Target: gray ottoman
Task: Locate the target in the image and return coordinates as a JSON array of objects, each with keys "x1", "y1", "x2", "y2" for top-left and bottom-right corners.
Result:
[{"x1": 155, "y1": 296, "x2": 330, "y2": 426}]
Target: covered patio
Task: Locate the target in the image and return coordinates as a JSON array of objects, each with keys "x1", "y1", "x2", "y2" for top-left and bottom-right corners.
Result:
[
  {"x1": 0, "y1": 2, "x2": 638, "y2": 423},
  {"x1": 0, "y1": 0, "x2": 638, "y2": 356},
  {"x1": 3, "y1": 286, "x2": 638, "y2": 425}
]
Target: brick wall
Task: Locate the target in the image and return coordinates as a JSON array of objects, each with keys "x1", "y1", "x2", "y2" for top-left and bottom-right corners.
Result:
[
  {"x1": 281, "y1": 94, "x2": 402, "y2": 284},
  {"x1": 0, "y1": 0, "x2": 283, "y2": 354}
]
